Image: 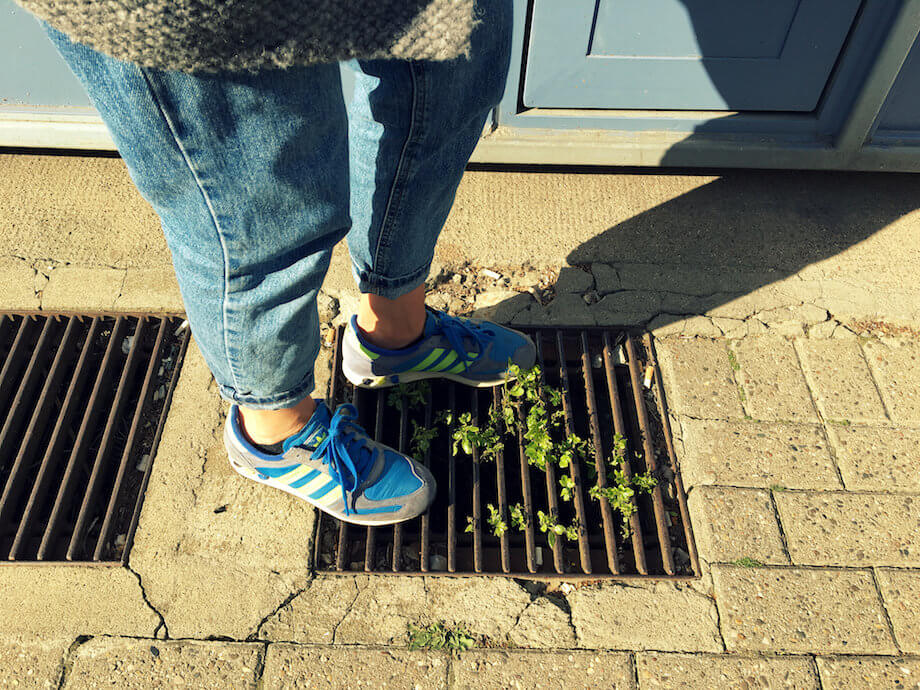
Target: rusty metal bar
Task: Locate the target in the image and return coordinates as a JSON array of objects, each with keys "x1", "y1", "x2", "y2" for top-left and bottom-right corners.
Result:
[
  {"x1": 363, "y1": 389, "x2": 384, "y2": 572},
  {"x1": 419, "y1": 398, "x2": 433, "y2": 572},
  {"x1": 10, "y1": 317, "x2": 100, "y2": 560},
  {"x1": 318, "y1": 569, "x2": 699, "y2": 582},
  {"x1": 447, "y1": 383, "x2": 457, "y2": 572},
  {"x1": 0, "y1": 316, "x2": 37, "y2": 418},
  {"x1": 392, "y1": 395, "x2": 408, "y2": 572},
  {"x1": 491, "y1": 387, "x2": 510, "y2": 573},
  {"x1": 314, "y1": 328, "x2": 345, "y2": 571},
  {"x1": 513, "y1": 400, "x2": 538, "y2": 573},
  {"x1": 555, "y1": 330, "x2": 592, "y2": 574},
  {"x1": 602, "y1": 332, "x2": 647, "y2": 574},
  {"x1": 580, "y1": 331, "x2": 620, "y2": 574},
  {"x1": 644, "y1": 333, "x2": 700, "y2": 576},
  {"x1": 4, "y1": 316, "x2": 80, "y2": 554},
  {"x1": 68, "y1": 317, "x2": 146, "y2": 560},
  {"x1": 533, "y1": 332, "x2": 564, "y2": 573},
  {"x1": 93, "y1": 318, "x2": 168, "y2": 561},
  {"x1": 470, "y1": 389, "x2": 483, "y2": 573},
  {"x1": 39, "y1": 317, "x2": 128, "y2": 560},
  {"x1": 0, "y1": 317, "x2": 60, "y2": 532},
  {"x1": 122, "y1": 320, "x2": 190, "y2": 563},
  {"x1": 625, "y1": 336, "x2": 675, "y2": 575}
]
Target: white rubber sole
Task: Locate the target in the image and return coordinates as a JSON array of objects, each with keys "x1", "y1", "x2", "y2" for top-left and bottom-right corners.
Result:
[
  {"x1": 342, "y1": 360, "x2": 511, "y2": 390},
  {"x1": 225, "y1": 452, "x2": 420, "y2": 527}
]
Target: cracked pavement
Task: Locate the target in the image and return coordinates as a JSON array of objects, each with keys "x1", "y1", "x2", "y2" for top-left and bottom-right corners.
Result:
[{"x1": 2, "y1": 154, "x2": 920, "y2": 687}]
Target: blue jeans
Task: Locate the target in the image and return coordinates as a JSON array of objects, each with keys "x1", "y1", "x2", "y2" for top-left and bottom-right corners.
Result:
[{"x1": 39, "y1": 1, "x2": 511, "y2": 409}]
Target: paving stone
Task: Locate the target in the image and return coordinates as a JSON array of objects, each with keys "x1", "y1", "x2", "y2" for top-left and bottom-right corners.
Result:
[
  {"x1": 876, "y1": 569, "x2": 920, "y2": 652},
  {"x1": 507, "y1": 597, "x2": 577, "y2": 648},
  {"x1": 636, "y1": 652, "x2": 818, "y2": 689},
  {"x1": 556, "y1": 266, "x2": 594, "y2": 293},
  {"x1": 648, "y1": 315, "x2": 722, "y2": 338},
  {"x1": 41, "y1": 266, "x2": 126, "y2": 311},
  {"x1": 796, "y1": 340, "x2": 888, "y2": 422},
  {"x1": 129, "y1": 345, "x2": 313, "y2": 639},
  {"x1": 262, "y1": 645, "x2": 448, "y2": 689},
  {"x1": 656, "y1": 340, "x2": 744, "y2": 419},
  {"x1": 816, "y1": 656, "x2": 920, "y2": 689},
  {"x1": 687, "y1": 487, "x2": 789, "y2": 564},
  {"x1": 0, "y1": 566, "x2": 158, "y2": 637},
  {"x1": 591, "y1": 263, "x2": 620, "y2": 294},
  {"x1": 539, "y1": 293, "x2": 596, "y2": 325},
  {"x1": 0, "y1": 638, "x2": 70, "y2": 689},
  {"x1": 266, "y1": 576, "x2": 533, "y2": 647},
  {"x1": 678, "y1": 419, "x2": 839, "y2": 489},
  {"x1": 732, "y1": 338, "x2": 818, "y2": 422},
  {"x1": 569, "y1": 582, "x2": 722, "y2": 651},
  {"x1": 113, "y1": 268, "x2": 184, "y2": 312},
  {"x1": 65, "y1": 638, "x2": 261, "y2": 689},
  {"x1": 593, "y1": 291, "x2": 662, "y2": 322},
  {"x1": 774, "y1": 492, "x2": 920, "y2": 566},
  {"x1": 711, "y1": 317, "x2": 770, "y2": 339},
  {"x1": 864, "y1": 340, "x2": 920, "y2": 423},
  {"x1": 826, "y1": 425, "x2": 920, "y2": 492},
  {"x1": 0, "y1": 258, "x2": 40, "y2": 309},
  {"x1": 473, "y1": 290, "x2": 533, "y2": 323},
  {"x1": 712, "y1": 566, "x2": 896, "y2": 654},
  {"x1": 451, "y1": 651, "x2": 635, "y2": 690}
]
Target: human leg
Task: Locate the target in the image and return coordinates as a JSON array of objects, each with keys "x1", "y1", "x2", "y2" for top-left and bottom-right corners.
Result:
[{"x1": 40, "y1": 20, "x2": 434, "y2": 522}]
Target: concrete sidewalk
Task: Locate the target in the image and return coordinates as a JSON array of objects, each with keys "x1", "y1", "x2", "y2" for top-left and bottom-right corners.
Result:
[{"x1": 1, "y1": 152, "x2": 919, "y2": 688}]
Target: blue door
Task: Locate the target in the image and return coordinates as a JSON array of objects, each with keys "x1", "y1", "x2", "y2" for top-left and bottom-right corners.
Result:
[{"x1": 524, "y1": 0, "x2": 863, "y2": 111}]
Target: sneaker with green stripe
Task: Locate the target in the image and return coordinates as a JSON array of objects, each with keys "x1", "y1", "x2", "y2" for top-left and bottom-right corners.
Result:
[{"x1": 342, "y1": 308, "x2": 536, "y2": 388}]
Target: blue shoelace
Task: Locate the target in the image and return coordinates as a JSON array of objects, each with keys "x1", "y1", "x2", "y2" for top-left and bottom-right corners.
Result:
[
  {"x1": 309, "y1": 404, "x2": 376, "y2": 515},
  {"x1": 431, "y1": 311, "x2": 493, "y2": 371}
]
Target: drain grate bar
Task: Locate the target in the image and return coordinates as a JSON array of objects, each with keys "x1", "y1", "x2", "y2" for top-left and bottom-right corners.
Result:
[
  {"x1": 603, "y1": 332, "x2": 647, "y2": 574},
  {"x1": 491, "y1": 387, "x2": 511, "y2": 572},
  {"x1": 646, "y1": 333, "x2": 701, "y2": 576},
  {"x1": 580, "y1": 331, "x2": 619, "y2": 573},
  {"x1": 625, "y1": 336, "x2": 675, "y2": 575},
  {"x1": 534, "y1": 336, "x2": 564, "y2": 573},
  {"x1": 0, "y1": 312, "x2": 189, "y2": 564},
  {"x1": 555, "y1": 330, "x2": 593, "y2": 574},
  {"x1": 316, "y1": 325, "x2": 698, "y2": 580}
]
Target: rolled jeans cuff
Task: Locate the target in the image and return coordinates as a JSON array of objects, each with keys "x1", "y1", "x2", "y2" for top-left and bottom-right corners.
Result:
[
  {"x1": 217, "y1": 369, "x2": 316, "y2": 410},
  {"x1": 351, "y1": 260, "x2": 430, "y2": 300}
]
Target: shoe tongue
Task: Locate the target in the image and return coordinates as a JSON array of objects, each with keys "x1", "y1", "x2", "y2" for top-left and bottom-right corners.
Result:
[
  {"x1": 281, "y1": 400, "x2": 331, "y2": 453},
  {"x1": 423, "y1": 309, "x2": 442, "y2": 338}
]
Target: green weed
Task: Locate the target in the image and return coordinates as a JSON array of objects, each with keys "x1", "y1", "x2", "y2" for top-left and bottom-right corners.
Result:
[
  {"x1": 407, "y1": 622, "x2": 475, "y2": 652},
  {"x1": 731, "y1": 557, "x2": 764, "y2": 568}
]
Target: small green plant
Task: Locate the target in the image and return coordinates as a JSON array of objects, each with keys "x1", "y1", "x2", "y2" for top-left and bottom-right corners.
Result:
[
  {"x1": 509, "y1": 503, "x2": 528, "y2": 531},
  {"x1": 731, "y1": 557, "x2": 764, "y2": 568},
  {"x1": 727, "y1": 349, "x2": 741, "y2": 372},
  {"x1": 464, "y1": 516, "x2": 475, "y2": 533},
  {"x1": 590, "y1": 469, "x2": 657, "y2": 539},
  {"x1": 387, "y1": 381, "x2": 430, "y2": 411},
  {"x1": 410, "y1": 420, "x2": 439, "y2": 458},
  {"x1": 407, "y1": 622, "x2": 475, "y2": 652},
  {"x1": 558, "y1": 475, "x2": 576, "y2": 502},
  {"x1": 768, "y1": 484, "x2": 787, "y2": 492},
  {"x1": 486, "y1": 503, "x2": 507, "y2": 537},
  {"x1": 451, "y1": 412, "x2": 503, "y2": 462},
  {"x1": 537, "y1": 510, "x2": 579, "y2": 547}
]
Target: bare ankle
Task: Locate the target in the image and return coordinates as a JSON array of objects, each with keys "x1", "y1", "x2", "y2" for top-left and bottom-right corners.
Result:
[
  {"x1": 238, "y1": 396, "x2": 316, "y2": 446},
  {"x1": 357, "y1": 284, "x2": 426, "y2": 349}
]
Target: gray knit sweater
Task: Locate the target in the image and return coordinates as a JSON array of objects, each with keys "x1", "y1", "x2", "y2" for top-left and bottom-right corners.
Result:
[{"x1": 16, "y1": 0, "x2": 477, "y2": 74}]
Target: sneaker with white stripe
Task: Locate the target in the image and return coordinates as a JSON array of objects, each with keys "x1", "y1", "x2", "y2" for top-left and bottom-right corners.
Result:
[{"x1": 223, "y1": 400, "x2": 435, "y2": 525}]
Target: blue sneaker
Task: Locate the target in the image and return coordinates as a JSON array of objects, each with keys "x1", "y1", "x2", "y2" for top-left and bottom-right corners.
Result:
[
  {"x1": 223, "y1": 400, "x2": 435, "y2": 525},
  {"x1": 342, "y1": 308, "x2": 536, "y2": 389}
]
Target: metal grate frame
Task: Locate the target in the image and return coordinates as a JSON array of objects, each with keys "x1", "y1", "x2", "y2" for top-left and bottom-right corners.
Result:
[
  {"x1": 0, "y1": 312, "x2": 190, "y2": 565},
  {"x1": 315, "y1": 325, "x2": 699, "y2": 581}
]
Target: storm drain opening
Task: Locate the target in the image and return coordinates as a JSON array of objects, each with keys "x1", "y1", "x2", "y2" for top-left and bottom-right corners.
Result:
[
  {"x1": 315, "y1": 326, "x2": 699, "y2": 580},
  {"x1": 0, "y1": 312, "x2": 190, "y2": 564}
]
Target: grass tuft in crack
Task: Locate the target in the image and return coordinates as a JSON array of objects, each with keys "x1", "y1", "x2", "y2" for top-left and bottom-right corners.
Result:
[
  {"x1": 731, "y1": 556, "x2": 764, "y2": 568},
  {"x1": 407, "y1": 622, "x2": 475, "y2": 652}
]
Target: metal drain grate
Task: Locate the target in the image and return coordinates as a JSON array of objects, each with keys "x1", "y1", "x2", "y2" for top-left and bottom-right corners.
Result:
[
  {"x1": 315, "y1": 326, "x2": 699, "y2": 580},
  {"x1": 0, "y1": 312, "x2": 190, "y2": 564}
]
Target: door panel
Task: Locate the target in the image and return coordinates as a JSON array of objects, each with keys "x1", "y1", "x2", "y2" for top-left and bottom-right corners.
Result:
[{"x1": 524, "y1": 0, "x2": 862, "y2": 111}]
